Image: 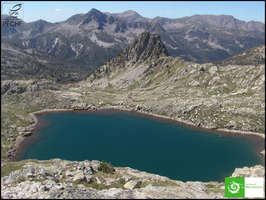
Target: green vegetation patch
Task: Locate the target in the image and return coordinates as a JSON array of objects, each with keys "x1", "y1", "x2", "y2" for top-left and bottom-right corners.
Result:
[
  {"x1": 99, "y1": 161, "x2": 115, "y2": 174},
  {"x1": 82, "y1": 181, "x2": 125, "y2": 190},
  {"x1": 205, "y1": 183, "x2": 224, "y2": 194},
  {"x1": 1, "y1": 159, "x2": 53, "y2": 177},
  {"x1": 1, "y1": 160, "x2": 27, "y2": 177}
]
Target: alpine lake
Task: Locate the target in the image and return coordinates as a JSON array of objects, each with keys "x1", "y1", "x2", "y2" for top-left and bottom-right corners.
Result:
[{"x1": 16, "y1": 110, "x2": 264, "y2": 182}]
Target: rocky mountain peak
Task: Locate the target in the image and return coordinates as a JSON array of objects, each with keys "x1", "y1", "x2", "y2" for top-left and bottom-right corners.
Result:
[
  {"x1": 82, "y1": 8, "x2": 107, "y2": 28},
  {"x1": 88, "y1": 8, "x2": 102, "y2": 15},
  {"x1": 124, "y1": 31, "x2": 168, "y2": 63},
  {"x1": 27, "y1": 19, "x2": 53, "y2": 28},
  {"x1": 122, "y1": 10, "x2": 139, "y2": 16},
  {"x1": 112, "y1": 10, "x2": 146, "y2": 22},
  {"x1": 95, "y1": 31, "x2": 169, "y2": 78},
  {"x1": 86, "y1": 8, "x2": 105, "y2": 18}
]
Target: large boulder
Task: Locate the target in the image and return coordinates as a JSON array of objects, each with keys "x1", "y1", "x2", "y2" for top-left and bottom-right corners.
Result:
[
  {"x1": 123, "y1": 180, "x2": 142, "y2": 190},
  {"x1": 72, "y1": 171, "x2": 85, "y2": 182},
  {"x1": 90, "y1": 160, "x2": 101, "y2": 172},
  {"x1": 19, "y1": 131, "x2": 32, "y2": 137}
]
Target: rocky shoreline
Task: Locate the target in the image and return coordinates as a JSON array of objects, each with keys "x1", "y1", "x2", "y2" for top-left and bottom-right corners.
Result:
[
  {"x1": 1, "y1": 158, "x2": 265, "y2": 199},
  {"x1": 5, "y1": 105, "x2": 264, "y2": 199},
  {"x1": 12, "y1": 105, "x2": 265, "y2": 163}
]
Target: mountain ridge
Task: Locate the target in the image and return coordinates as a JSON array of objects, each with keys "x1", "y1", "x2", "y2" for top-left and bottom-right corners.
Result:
[
  {"x1": 1, "y1": 9, "x2": 264, "y2": 71},
  {"x1": 216, "y1": 44, "x2": 265, "y2": 66}
]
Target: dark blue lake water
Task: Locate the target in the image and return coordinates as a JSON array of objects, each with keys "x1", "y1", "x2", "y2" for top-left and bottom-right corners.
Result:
[{"x1": 18, "y1": 111, "x2": 263, "y2": 182}]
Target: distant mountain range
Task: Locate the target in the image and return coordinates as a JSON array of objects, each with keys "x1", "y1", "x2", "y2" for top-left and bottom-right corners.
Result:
[
  {"x1": 89, "y1": 31, "x2": 265, "y2": 88},
  {"x1": 1, "y1": 8, "x2": 265, "y2": 81}
]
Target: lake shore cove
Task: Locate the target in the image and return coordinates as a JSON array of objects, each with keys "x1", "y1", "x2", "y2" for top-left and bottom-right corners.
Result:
[{"x1": 1, "y1": 159, "x2": 264, "y2": 199}]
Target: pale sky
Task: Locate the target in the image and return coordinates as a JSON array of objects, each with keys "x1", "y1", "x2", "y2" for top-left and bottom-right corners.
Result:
[{"x1": 1, "y1": 1, "x2": 265, "y2": 23}]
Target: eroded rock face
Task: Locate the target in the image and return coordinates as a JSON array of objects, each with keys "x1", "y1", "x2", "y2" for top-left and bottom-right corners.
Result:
[
  {"x1": 1, "y1": 80, "x2": 27, "y2": 95},
  {"x1": 232, "y1": 165, "x2": 265, "y2": 178},
  {"x1": 1, "y1": 159, "x2": 264, "y2": 199}
]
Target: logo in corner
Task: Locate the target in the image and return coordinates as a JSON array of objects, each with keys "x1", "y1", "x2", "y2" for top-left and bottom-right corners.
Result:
[
  {"x1": 227, "y1": 181, "x2": 240, "y2": 193},
  {"x1": 1, "y1": 2, "x2": 24, "y2": 27},
  {"x1": 225, "y1": 177, "x2": 244, "y2": 197}
]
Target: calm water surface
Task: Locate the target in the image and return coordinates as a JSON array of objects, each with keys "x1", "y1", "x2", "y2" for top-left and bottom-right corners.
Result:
[{"x1": 18, "y1": 111, "x2": 263, "y2": 181}]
